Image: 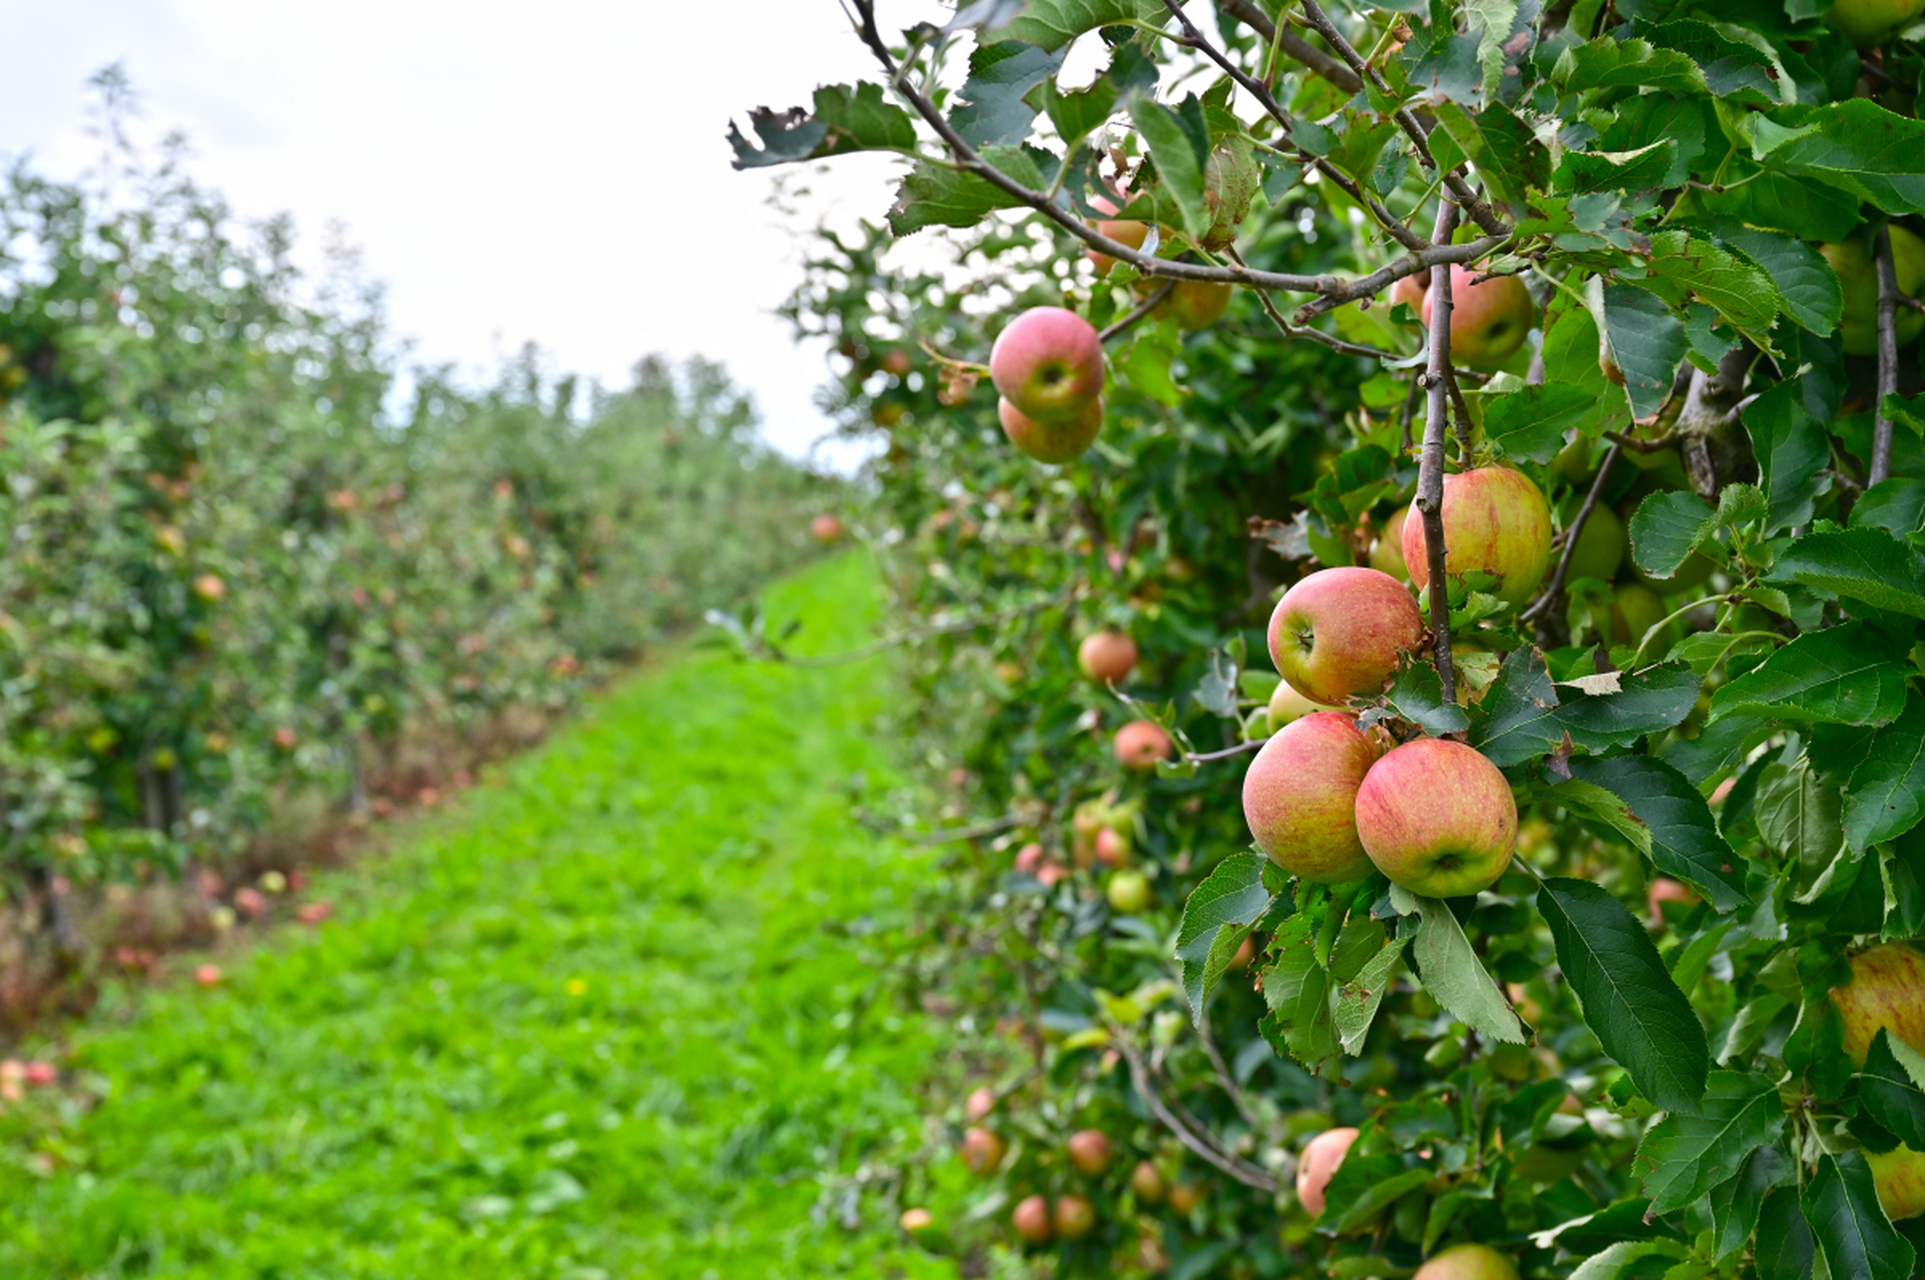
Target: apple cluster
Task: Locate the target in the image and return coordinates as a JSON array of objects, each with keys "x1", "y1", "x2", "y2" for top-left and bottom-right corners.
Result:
[{"x1": 990, "y1": 306, "x2": 1109, "y2": 464}]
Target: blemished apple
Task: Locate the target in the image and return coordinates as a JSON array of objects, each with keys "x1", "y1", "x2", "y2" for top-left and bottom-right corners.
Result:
[
  {"x1": 1822, "y1": 227, "x2": 1925, "y2": 352},
  {"x1": 1131, "y1": 1160, "x2": 1167, "y2": 1203},
  {"x1": 1828, "y1": 943, "x2": 1925, "y2": 1066},
  {"x1": 1068, "y1": 1129, "x2": 1114, "y2": 1176},
  {"x1": 1296, "y1": 1126, "x2": 1360, "y2": 1218},
  {"x1": 1012, "y1": 1194, "x2": 1054, "y2": 1244},
  {"x1": 990, "y1": 306, "x2": 1106, "y2": 423},
  {"x1": 1113, "y1": 720, "x2": 1172, "y2": 770},
  {"x1": 962, "y1": 1126, "x2": 1007, "y2": 1176},
  {"x1": 1413, "y1": 1244, "x2": 1520, "y2": 1280},
  {"x1": 1869, "y1": 1146, "x2": 1925, "y2": 1220},
  {"x1": 1421, "y1": 266, "x2": 1536, "y2": 369},
  {"x1": 1079, "y1": 629, "x2": 1138, "y2": 684},
  {"x1": 1107, "y1": 869, "x2": 1153, "y2": 914},
  {"x1": 1370, "y1": 507, "x2": 1410, "y2": 580},
  {"x1": 1054, "y1": 1194, "x2": 1097, "y2": 1240},
  {"x1": 1562, "y1": 505, "x2": 1624, "y2": 583},
  {"x1": 1086, "y1": 191, "x2": 1151, "y2": 276},
  {"x1": 1267, "y1": 680, "x2": 1342, "y2": 733},
  {"x1": 999, "y1": 395, "x2": 1104, "y2": 464},
  {"x1": 1267, "y1": 567, "x2": 1425, "y2": 704},
  {"x1": 1828, "y1": 0, "x2": 1925, "y2": 49},
  {"x1": 1243, "y1": 712, "x2": 1381, "y2": 883},
  {"x1": 1355, "y1": 738, "x2": 1518, "y2": 898},
  {"x1": 1402, "y1": 467, "x2": 1554, "y2": 606}
]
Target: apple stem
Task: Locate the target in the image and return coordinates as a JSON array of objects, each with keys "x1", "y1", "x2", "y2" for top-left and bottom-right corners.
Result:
[
  {"x1": 1416, "y1": 199, "x2": 1460, "y2": 707},
  {"x1": 1873, "y1": 223, "x2": 1899, "y2": 488},
  {"x1": 1521, "y1": 442, "x2": 1622, "y2": 628}
]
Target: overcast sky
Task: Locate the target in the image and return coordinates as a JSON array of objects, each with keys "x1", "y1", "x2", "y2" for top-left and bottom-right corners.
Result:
[{"x1": 0, "y1": 0, "x2": 953, "y2": 467}]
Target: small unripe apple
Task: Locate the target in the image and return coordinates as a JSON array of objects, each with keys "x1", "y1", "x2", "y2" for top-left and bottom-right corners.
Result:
[
  {"x1": 1131, "y1": 1160, "x2": 1167, "y2": 1203},
  {"x1": 1356, "y1": 739, "x2": 1518, "y2": 898},
  {"x1": 1267, "y1": 681, "x2": 1342, "y2": 733},
  {"x1": 1828, "y1": 944, "x2": 1925, "y2": 1067},
  {"x1": 1107, "y1": 869, "x2": 1153, "y2": 914},
  {"x1": 1413, "y1": 1244, "x2": 1520, "y2": 1280},
  {"x1": 999, "y1": 395, "x2": 1103, "y2": 464},
  {"x1": 961, "y1": 1126, "x2": 1007, "y2": 1176},
  {"x1": 1078, "y1": 629, "x2": 1138, "y2": 684},
  {"x1": 1296, "y1": 1126, "x2": 1360, "y2": 1218},
  {"x1": 809, "y1": 513, "x2": 845, "y2": 544},
  {"x1": 1562, "y1": 505, "x2": 1624, "y2": 583},
  {"x1": 1827, "y1": 0, "x2": 1925, "y2": 49},
  {"x1": 1113, "y1": 721, "x2": 1172, "y2": 771},
  {"x1": 1054, "y1": 1194, "x2": 1097, "y2": 1240},
  {"x1": 1421, "y1": 267, "x2": 1536, "y2": 370},
  {"x1": 1068, "y1": 1129, "x2": 1114, "y2": 1176},
  {"x1": 1602, "y1": 582, "x2": 1666, "y2": 648},
  {"x1": 1822, "y1": 227, "x2": 1925, "y2": 352},
  {"x1": 990, "y1": 307, "x2": 1106, "y2": 424},
  {"x1": 1268, "y1": 567, "x2": 1424, "y2": 705},
  {"x1": 1012, "y1": 1194, "x2": 1055, "y2": 1244},
  {"x1": 1370, "y1": 507, "x2": 1410, "y2": 580},
  {"x1": 1243, "y1": 712, "x2": 1381, "y2": 883},
  {"x1": 1629, "y1": 546, "x2": 1716, "y2": 594},
  {"x1": 1402, "y1": 468, "x2": 1554, "y2": 606}
]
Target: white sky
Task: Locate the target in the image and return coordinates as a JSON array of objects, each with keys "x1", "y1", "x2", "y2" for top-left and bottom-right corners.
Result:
[{"x1": 1, "y1": 0, "x2": 953, "y2": 468}]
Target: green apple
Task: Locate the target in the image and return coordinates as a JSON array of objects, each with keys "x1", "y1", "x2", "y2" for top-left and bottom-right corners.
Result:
[
  {"x1": 1162, "y1": 279, "x2": 1234, "y2": 330},
  {"x1": 990, "y1": 306, "x2": 1106, "y2": 423},
  {"x1": 1828, "y1": 943, "x2": 1925, "y2": 1066},
  {"x1": 1869, "y1": 1146, "x2": 1925, "y2": 1220},
  {"x1": 999, "y1": 395, "x2": 1103, "y2": 464},
  {"x1": 1563, "y1": 504, "x2": 1624, "y2": 583},
  {"x1": 1267, "y1": 680, "x2": 1342, "y2": 733},
  {"x1": 1421, "y1": 266, "x2": 1536, "y2": 370},
  {"x1": 1355, "y1": 739, "x2": 1519, "y2": 897},
  {"x1": 1371, "y1": 507, "x2": 1411, "y2": 580},
  {"x1": 1603, "y1": 582, "x2": 1667, "y2": 648},
  {"x1": 1267, "y1": 567, "x2": 1425, "y2": 704},
  {"x1": 1413, "y1": 1244, "x2": 1521, "y2": 1280},
  {"x1": 1107, "y1": 869, "x2": 1153, "y2": 913},
  {"x1": 1113, "y1": 720, "x2": 1172, "y2": 771},
  {"x1": 1403, "y1": 467, "x2": 1554, "y2": 606},
  {"x1": 1078, "y1": 628, "x2": 1138, "y2": 684},
  {"x1": 1243, "y1": 712, "x2": 1382, "y2": 883},
  {"x1": 1296, "y1": 1126, "x2": 1360, "y2": 1218},
  {"x1": 1822, "y1": 227, "x2": 1925, "y2": 354},
  {"x1": 1827, "y1": 0, "x2": 1925, "y2": 47}
]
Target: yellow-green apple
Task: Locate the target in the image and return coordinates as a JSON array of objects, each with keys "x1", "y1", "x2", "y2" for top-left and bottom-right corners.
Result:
[
  {"x1": 1167, "y1": 1181, "x2": 1205, "y2": 1214},
  {"x1": 1054, "y1": 1194, "x2": 1097, "y2": 1240},
  {"x1": 1630, "y1": 545, "x2": 1716, "y2": 593},
  {"x1": 1828, "y1": 944, "x2": 1925, "y2": 1066},
  {"x1": 1243, "y1": 712, "x2": 1381, "y2": 883},
  {"x1": 1267, "y1": 681, "x2": 1342, "y2": 733},
  {"x1": 1603, "y1": 582, "x2": 1666, "y2": 647},
  {"x1": 1012, "y1": 1194, "x2": 1054, "y2": 1244},
  {"x1": 191, "y1": 573, "x2": 226, "y2": 602},
  {"x1": 1108, "y1": 869, "x2": 1153, "y2": 913},
  {"x1": 1371, "y1": 507, "x2": 1411, "y2": 579},
  {"x1": 962, "y1": 1126, "x2": 1007, "y2": 1176},
  {"x1": 1113, "y1": 721, "x2": 1172, "y2": 770},
  {"x1": 999, "y1": 395, "x2": 1103, "y2": 464},
  {"x1": 1068, "y1": 1130, "x2": 1114, "y2": 1176},
  {"x1": 1414, "y1": 1244, "x2": 1521, "y2": 1280},
  {"x1": 1823, "y1": 227, "x2": 1925, "y2": 352},
  {"x1": 1163, "y1": 280, "x2": 1234, "y2": 330},
  {"x1": 1356, "y1": 739, "x2": 1519, "y2": 897},
  {"x1": 1402, "y1": 467, "x2": 1554, "y2": 606},
  {"x1": 1421, "y1": 267, "x2": 1536, "y2": 370},
  {"x1": 1087, "y1": 191, "x2": 1151, "y2": 276},
  {"x1": 1079, "y1": 629, "x2": 1138, "y2": 684},
  {"x1": 1131, "y1": 1160, "x2": 1167, "y2": 1203},
  {"x1": 1563, "y1": 505, "x2": 1624, "y2": 583},
  {"x1": 1268, "y1": 567, "x2": 1425, "y2": 704},
  {"x1": 1828, "y1": 0, "x2": 1925, "y2": 48},
  {"x1": 1296, "y1": 1126, "x2": 1360, "y2": 1218},
  {"x1": 990, "y1": 306, "x2": 1106, "y2": 423},
  {"x1": 1869, "y1": 1146, "x2": 1925, "y2": 1220}
]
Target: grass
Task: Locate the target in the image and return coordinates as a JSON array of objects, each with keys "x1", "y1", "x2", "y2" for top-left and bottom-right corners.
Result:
[{"x1": 0, "y1": 553, "x2": 960, "y2": 1280}]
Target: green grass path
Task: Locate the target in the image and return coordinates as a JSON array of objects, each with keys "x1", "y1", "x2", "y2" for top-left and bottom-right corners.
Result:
[{"x1": 2, "y1": 554, "x2": 953, "y2": 1280}]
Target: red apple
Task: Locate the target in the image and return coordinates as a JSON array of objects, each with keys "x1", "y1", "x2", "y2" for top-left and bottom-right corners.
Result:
[
  {"x1": 999, "y1": 395, "x2": 1104, "y2": 464},
  {"x1": 1413, "y1": 1244, "x2": 1520, "y2": 1280},
  {"x1": 1243, "y1": 712, "x2": 1381, "y2": 883},
  {"x1": 1167, "y1": 1181, "x2": 1205, "y2": 1214},
  {"x1": 1054, "y1": 1194, "x2": 1097, "y2": 1240},
  {"x1": 962, "y1": 1126, "x2": 1007, "y2": 1176},
  {"x1": 1012, "y1": 1194, "x2": 1054, "y2": 1244},
  {"x1": 966, "y1": 1086, "x2": 997, "y2": 1121},
  {"x1": 1093, "y1": 826, "x2": 1130, "y2": 867},
  {"x1": 194, "y1": 963, "x2": 223, "y2": 988},
  {"x1": 1355, "y1": 739, "x2": 1518, "y2": 897},
  {"x1": 1421, "y1": 266, "x2": 1536, "y2": 369},
  {"x1": 990, "y1": 307, "x2": 1105, "y2": 424},
  {"x1": 1829, "y1": 944, "x2": 1925, "y2": 1067},
  {"x1": 22, "y1": 1061, "x2": 57, "y2": 1088},
  {"x1": 809, "y1": 513, "x2": 845, "y2": 544},
  {"x1": 1079, "y1": 629, "x2": 1138, "y2": 684},
  {"x1": 1014, "y1": 843, "x2": 1047, "y2": 876},
  {"x1": 1268, "y1": 567, "x2": 1424, "y2": 705},
  {"x1": 1087, "y1": 192, "x2": 1151, "y2": 276},
  {"x1": 191, "y1": 573, "x2": 226, "y2": 603},
  {"x1": 1113, "y1": 721, "x2": 1172, "y2": 771},
  {"x1": 1068, "y1": 1129, "x2": 1114, "y2": 1176},
  {"x1": 1389, "y1": 272, "x2": 1429, "y2": 324},
  {"x1": 899, "y1": 1206, "x2": 935, "y2": 1233},
  {"x1": 1131, "y1": 1160, "x2": 1167, "y2": 1203},
  {"x1": 1402, "y1": 467, "x2": 1554, "y2": 606},
  {"x1": 1646, "y1": 878, "x2": 1699, "y2": 928},
  {"x1": 1296, "y1": 1127, "x2": 1360, "y2": 1218}
]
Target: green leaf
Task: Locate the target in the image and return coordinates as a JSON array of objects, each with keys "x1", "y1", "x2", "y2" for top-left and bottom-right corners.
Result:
[
  {"x1": 1486, "y1": 383, "x2": 1600, "y2": 466},
  {"x1": 1388, "y1": 885, "x2": 1526, "y2": 1045},
  {"x1": 999, "y1": 0, "x2": 1170, "y2": 50},
  {"x1": 1754, "y1": 757, "x2": 1847, "y2": 896},
  {"x1": 1852, "y1": 479, "x2": 1925, "y2": 539},
  {"x1": 1130, "y1": 95, "x2": 1211, "y2": 242},
  {"x1": 1562, "y1": 755, "x2": 1748, "y2": 912},
  {"x1": 1323, "y1": 1156, "x2": 1433, "y2": 1234},
  {"x1": 1699, "y1": 222, "x2": 1842, "y2": 337},
  {"x1": 1555, "y1": 664, "x2": 1700, "y2": 753},
  {"x1": 1475, "y1": 101, "x2": 1552, "y2": 205},
  {"x1": 1384, "y1": 661, "x2": 1472, "y2": 736},
  {"x1": 888, "y1": 147, "x2": 1046, "y2": 234},
  {"x1": 1845, "y1": 697, "x2": 1925, "y2": 852},
  {"x1": 1553, "y1": 37, "x2": 1708, "y2": 95},
  {"x1": 1760, "y1": 100, "x2": 1925, "y2": 217},
  {"x1": 1709, "y1": 1145, "x2": 1795, "y2": 1262},
  {"x1": 1471, "y1": 646, "x2": 1563, "y2": 768},
  {"x1": 1601, "y1": 285, "x2": 1689, "y2": 420},
  {"x1": 1538, "y1": 877, "x2": 1708, "y2": 1113},
  {"x1": 1634, "y1": 1071, "x2": 1786, "y2": 1214},
  {"x1": 1628, "y1": 490, "x2": 1716, "y2": 581},
  {"x1": 1710, "y1": 624, "x2": 1910, "y2": 729},
  {"x1": 728, "y1": 82, "x2": 920, "y2": 169},
  {"x1": 1690, "y1": 171, "x2": 1864, "y2": 244},
  {"x1": 950, "y1": 41, "x2": 1066, "y2": 148},
  {"x1": 1175, "y1": 852, "x2": 1274, "y2": 1021},
  {"x1": 1862, "y1": 1028, "x2": 1925, "y2": 1151},
  {"x1": 1773, "y1": 527, "x2": 1925, "y2": 621},
  {"x1": 1566, "y1": 1240, "x2": 1691, "y2": 1280},
  {"x1": 1745, "y1": 379, "x2": 1834, "y2": 536},
  {"x1": 1802, "y1": 1151, "x2": 1917, "y2": 1280},
  {"x1": 1335, "y1": 936, "x2": 1407, "y2": 1057},
  {"x1": 1639, "y1": 19, "x2": 1787, "y2": 106},
  {"x1": 1644, "y1": 230, "x2": 1783, "y2": 341},
  {"x1": 1754, "y1": 1188, "x2": 1816, "y2": 1280},
  {"x1": 1260, "y1": 914, "x2": 1341, "y2": 1077}
]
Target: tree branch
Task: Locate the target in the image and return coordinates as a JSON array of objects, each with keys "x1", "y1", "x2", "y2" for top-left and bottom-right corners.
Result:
[
  {"x1": 1874, "y1": 223, "x2": 1899, "y2": 488},
  {"x1": 1186, "y1": 737, "x2": 1268, "y2": 764},
  {"x1": 1098, "y1": 281, "x2": 1176, "y2": 341},
  {"x1": 1110, "y1": 1020, "x2": 1281, "y2": 1191},
  {"x1": 1216, "y1": 0, "x2": 1364, "y2": 94},
  {"x1": 1228, "y1": 248, "x2": 1400, "y2": 360},
  {"x1": 1416, "y1": 199, "x2": 1459, "y2": 705}
]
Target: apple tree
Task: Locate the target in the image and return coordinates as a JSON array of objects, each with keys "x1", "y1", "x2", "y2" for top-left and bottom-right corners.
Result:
[{"x1": 735, "y1": 0, "x2": 1925, "y2": 1275}]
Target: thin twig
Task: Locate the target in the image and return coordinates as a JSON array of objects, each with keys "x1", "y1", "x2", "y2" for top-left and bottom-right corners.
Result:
[
  {"x1": 1217, "y1": 0, "x2": 1364, "y2": 93},
  {"x1": 1196, "y1": 1016, "x2": 1263, "y2": 1129},
  {"x1": 1229, "y1": 248, "x2": 1400, "y2": 360},
  {"x1": 1416, "y1": 199, "x2": 1459, "y2": 705},
  {"x1": 1873, "y1": 224, "x2": 1899, "y2": 487},
  {"x1": 1099, "y1": 282, "x2": 1176, "y2": 341},
  {"x1": 1187, "y1": 737, "x2": 1268, "y2": 764},
  {"x1": 1442, "y1": 365, "x2": 1475, "y2": 463},
  {"x1": 1520, "y1": 442, "x2": 1621, "y2": 625},
  {"x1": 1110, "y1": 1022, "x2": 1281, "y2": 1191}
]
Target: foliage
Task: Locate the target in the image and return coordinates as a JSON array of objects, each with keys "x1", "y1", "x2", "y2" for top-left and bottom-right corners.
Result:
[{"x1": 737, "y1": 0, "x2": 1925, "y2": 1276}]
